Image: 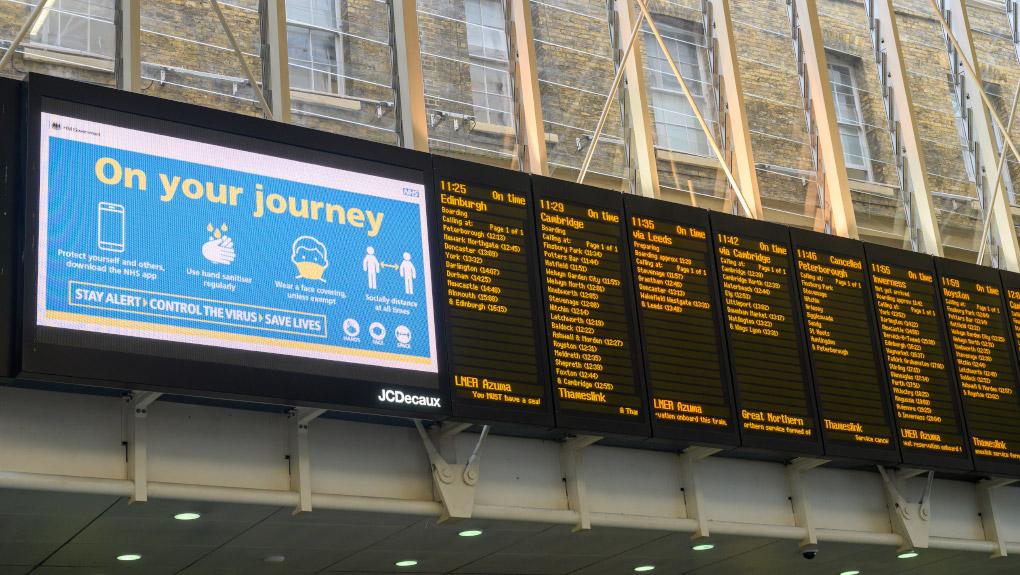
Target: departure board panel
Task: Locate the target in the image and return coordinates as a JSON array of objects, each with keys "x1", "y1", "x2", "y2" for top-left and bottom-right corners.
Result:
[
  {"x1": 865, "y1": 245, "x2": 971, "y2": 470},
  {"x1": 710, "y1": 213, "x2": 821, "y2": 455},
  {"x1": 625, "y1": 196, "x2": 736, "y2": 446},
  {"x1": 790, "y1": 229, "x2": 898, "y2": 462},
  {"x1": 433, "y1": 158, "x2": 552, "y2": 427},
  {"x1": 937, "y1": 260, "x2": 1020, "y2": 476},
  {"x1": 533, "y1": 177, "x2": 648, "y2": 436}
]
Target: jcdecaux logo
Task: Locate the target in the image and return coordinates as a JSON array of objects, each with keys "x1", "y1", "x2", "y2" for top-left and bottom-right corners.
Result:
[{"x1": 377, "y1": 389, "x2": 441, "y2": 408}]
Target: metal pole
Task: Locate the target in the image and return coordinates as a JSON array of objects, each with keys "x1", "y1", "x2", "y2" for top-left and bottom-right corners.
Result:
[
  {"x1": 633, "y1": 0, "x2": 751, "y2": 217},
  {"x1": 0, "y1": 0, "x2": 52, "y2": 71},
  {"x1": 976, "y1": 77, "x2": 1020, "y2": 266},
  {"x1": 792, "y1": 0, "x2": 858, "y2": 239},
  {"x1": 508, "y1": 0, "x2": 548, "y2": 175},
  {"x1": 209, "y1": 0, "x2": 273, "y2": 119},
  {"x1": 576, "y1": 11, "x2": 644, "y2": 185},
  {"x1": 392, "y1": 0, "x2": 429, "y2": 151},
  {"x1": 613, "y1": 0, "x2": 660, "y2": 197},
  {"x1": 262, "y1": 0, "x2": 292, "y2": 122},
  {"x1": 116, "y1": 0, "x2": 141, "y2": 92}
]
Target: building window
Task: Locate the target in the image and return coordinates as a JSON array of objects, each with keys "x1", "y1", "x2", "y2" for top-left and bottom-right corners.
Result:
[
  {"x1": 644, "y1": 16, "x2": 713, "y2": 158},
  {"x1": 287, "y1": 0, "x2": 343, "y2": 95},
  {"x1": 29, "y1": 0, "x2": 115, "y2": 59},
  {"x1": 827, "y1": 55, "x2": 872, "y2": 180},
  {"x1": 465, "y1": 0, "x2": 512, "y2": 126}
]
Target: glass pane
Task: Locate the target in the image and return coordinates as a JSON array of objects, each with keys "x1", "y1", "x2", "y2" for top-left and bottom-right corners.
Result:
[
  {"x1": 818, "y1": 0, "x2": 910, "y2": 250},
  {"x1": 968, "y1": 2, "x2": 1020, "y2": 256},
  {"x1": 417, "y1": 0, "x2": 519, "y2": 168},
  {"x1": 638, "y1": 0, "x2": 733, "y2": 213},
  {"x1": 532, "y1": 0, "x2": 627, "y2": 191},
  {"x1": 287, "y1": 0, "x2": 399, "y2": 146},
  {"x1": 2, "y1": 0, "x2": 116, "y2": 84},
  {"x1": 893, "y1": 0, "x2": 983, "y2": 263},
  {"x1": 141, "y1": 0, "x2": 263, "y2": 117}
]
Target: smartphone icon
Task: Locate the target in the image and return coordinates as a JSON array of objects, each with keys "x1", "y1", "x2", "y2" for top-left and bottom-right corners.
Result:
[{"x1": 98, "y1": 202, "x2": 125, "y2": 252}]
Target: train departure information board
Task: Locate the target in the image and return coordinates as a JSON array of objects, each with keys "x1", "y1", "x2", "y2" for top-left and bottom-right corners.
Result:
[
  {"x1": 434, "y1": 158, "x2": 551, "y2": 426},
  {"x1": 710, "y1": 214, "x2": 820, "y2": 454},
  {"x1": 625, "y1": 196, "x2": 736, "y2": 445},
  {"x1": 534, "y1": 179, "x2": 647, "y2": 435},
  {"x1": 790, "y1": 230, "x2": 897, "y2": 461},
  {"x1": 865, "y1": 246, "x2": 970, "y2": 469},
  {"x1": 937, "y1": 261, "x2": 1020, "y2": 474}
]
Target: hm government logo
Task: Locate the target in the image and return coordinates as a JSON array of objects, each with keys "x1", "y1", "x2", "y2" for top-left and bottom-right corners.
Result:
[
  {"x1": 377, "y1": 389, "x2": 441, "y2": 408},
  {"x1": 51, "y1": 122, "x2": 61, "y2": 131}
]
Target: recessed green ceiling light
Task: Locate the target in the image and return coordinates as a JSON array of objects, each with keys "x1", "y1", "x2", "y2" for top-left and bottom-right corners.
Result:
[
  {"x1": 839, "y1": 570, "x2": 861, "y2": 575},
  {"x1": 116, "y1": 554, "x2": 141, "y2": 561},
  {"x1": 897, "y1": 551, "x2": 919, "y2": 559},
  {"x1": 633, "y1": 566, "x2": 656, "y2": 572},
  {"x1": 174, "y1": 512, "x2": 201, "y2": 521},
  {"x1": 692, "y1": 543, "x2": 715, "y2": 551},
  {"x1": 395, "y1": 560, "x2": 418, "y2": 567},
  {"x1": 458, "y1": 529, "x2": 483, "y2": 537}
]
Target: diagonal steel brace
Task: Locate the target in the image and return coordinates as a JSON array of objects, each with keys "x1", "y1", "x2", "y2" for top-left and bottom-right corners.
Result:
[
  {"x1": 414, "y1": 419, "x2": 489, "y2": 522},
  {"x1": 878, "y1": 466, "x2": 934, "y2": 551}
]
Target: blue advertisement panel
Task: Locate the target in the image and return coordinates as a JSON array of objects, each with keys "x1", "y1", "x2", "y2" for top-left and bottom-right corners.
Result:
[{"x1": 36, "y1": 112, "x2": 438, "y2": 374}]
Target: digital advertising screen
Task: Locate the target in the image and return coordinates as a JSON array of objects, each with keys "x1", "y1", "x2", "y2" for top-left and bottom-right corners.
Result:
[
  {"x1": 433, "y1": 157, "x2": 552, "y2": 427},
  {"x1": 710, "y1": 213, "x2": 821, "y2": 455},
  {"x1": 624, "y1": 195, "x2": 736, "y2": 446},
  {"x1": 23, "y1": 76, "x2": 444, "y2": 415},
  {"x1": 0, "y1": 77, "x2": 18, "y2": 378},
  {"x1": 789, "y1": 229, "x2": 898, "y2": 463},
  {"x1": 533, "y1": 177, "x2": 649, "y2": 436},
  {"x1": 865, "y1": 244, "x2": 971, "y2": 471},
  {"x1": 936, "y1": 259, "x2": 1020, "y2": 477}
]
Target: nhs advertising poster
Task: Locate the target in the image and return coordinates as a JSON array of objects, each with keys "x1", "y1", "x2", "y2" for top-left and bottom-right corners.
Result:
[{"x1": 36, "y1": 112, "x2": 439, "y2": 377}]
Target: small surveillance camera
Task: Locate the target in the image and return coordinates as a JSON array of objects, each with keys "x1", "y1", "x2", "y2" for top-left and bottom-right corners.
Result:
[{"x1": 800, "y1": 544, "x2": 819, "y2": 560}]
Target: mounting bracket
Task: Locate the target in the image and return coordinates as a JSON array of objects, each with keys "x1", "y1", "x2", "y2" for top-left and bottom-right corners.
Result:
[
  {"x1": 414, "y1": 420, "x2": 489, "y2": 522},
  {"x1": 786, "y1": 457, "x2": 829, "y2": 547},
  {"x1": 976, "y1": 477, "x2": 1018, "y2": 558},
  {"x1": 288, "y1": 407, "x2": 326, "y2": 514},
  {"x1": 122, "y1": 391, "x2": 162, "y2": 504},
  {"x1": 561, "y1": 435, "x2": 602, "y2": 531},
  {"x1": 680, "y1": 446, "x2": 722, "y2": 542},
  {"x1": 878, "y1": 466, "x2": 934, "y2": 551}
]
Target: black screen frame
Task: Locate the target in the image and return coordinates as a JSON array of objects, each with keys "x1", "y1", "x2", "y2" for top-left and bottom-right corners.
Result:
[
  {"x1": 431, "y1": 155, "x2": 553, "y2": 428},
  {"x1": 21, "y1": 74, "x2": 450, "y2": 419},
  {"x1": 0, "y1": 77, "x2": 19, "y2": 378},
  {"x1": 936, "y1": 257, "x2": 1020, "y2": 478},
  {"x1": 709, "y1": 212, "x2": 823, "y2": 457},
  {"x1": 789, "y1": 227, "x2": 900, "y2": 464},
  {"x1": 864, "y1": 243, "x2": 973, "y2": 472},
  {"x1": 624, "y1": 194, "x2": 738, "y2": 447},
  {"x1": 531, "y1": 176, "x2": 650, "y2": 437}
]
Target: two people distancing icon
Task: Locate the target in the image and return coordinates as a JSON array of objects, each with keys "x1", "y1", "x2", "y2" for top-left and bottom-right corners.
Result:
[{"x1": 363, "y1": 246, "x2": 416, "y2": 295}]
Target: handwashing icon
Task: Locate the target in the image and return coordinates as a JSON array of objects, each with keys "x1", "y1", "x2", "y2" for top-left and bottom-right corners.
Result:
[{"x1": 292, "y1": 236, "x2": 329, "y2": 282}]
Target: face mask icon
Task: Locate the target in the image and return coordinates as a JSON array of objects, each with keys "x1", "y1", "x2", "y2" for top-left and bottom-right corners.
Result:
[{"x1": 292, "y1": 236, "x2": 329, "y2": 281}]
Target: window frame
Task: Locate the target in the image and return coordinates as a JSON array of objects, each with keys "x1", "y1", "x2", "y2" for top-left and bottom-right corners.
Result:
[
  {"x1": 643, "y1": 14, "x2": 715, "y2": 159},
  {"x1": 27, "y1": 0, "x2": 116, "y2": 62},
  {"x1": 463, "y1": 0, "x2": 514, "y2": 128},
  {"x1": 826, "y1": 52, "x2": 873, "y2": 182},
  {"x1": 286, "y1": 0, "x2": 347, "y2": 98}
]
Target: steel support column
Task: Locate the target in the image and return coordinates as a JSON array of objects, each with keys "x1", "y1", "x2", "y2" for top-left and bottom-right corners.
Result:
[
  {"x1": 867, "y1": 0, "x2": 943, "y2": 255},
  {"x1": 116, "y1": 0, "x2": 141, "y2": 92},
  {"x1": 391, "y1": 0, "x2": 429, "y2": 151},
  {"x1": 791, "y1": 0, "x2": 858, "y2": 239},
  {"x1": 261, "y1": 0, "x2": 292, "y2": 122},
  {"x1": 508, "y1": 0, "x2": 548, "y2": 175},
  {"x1": 613, "y1": 0, "x2": 659, "y2": 198},
  {"x1": 706, "y1": 0, "x2": 762, "y2": 218}
]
